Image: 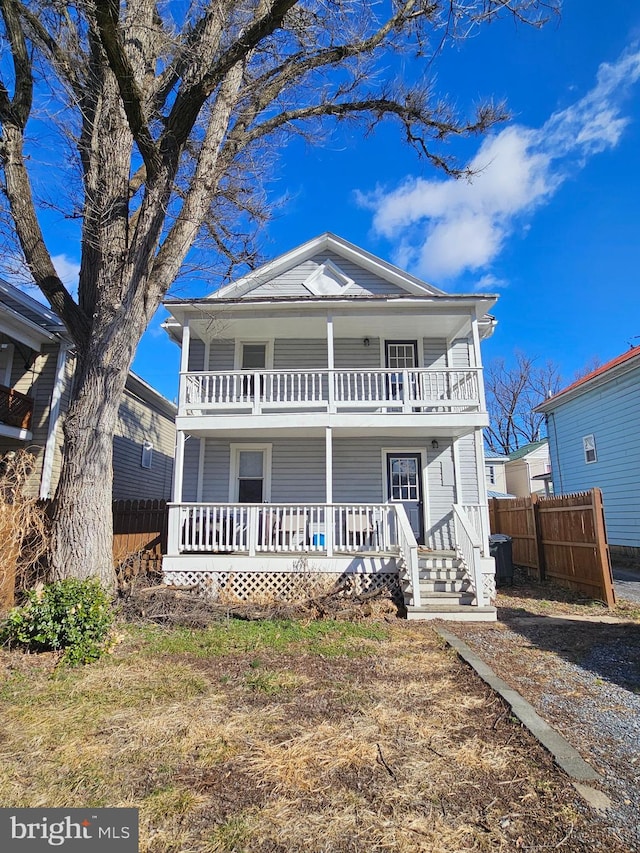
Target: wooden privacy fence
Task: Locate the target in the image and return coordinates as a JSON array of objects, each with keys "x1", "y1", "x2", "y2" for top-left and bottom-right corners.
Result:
[
  {"x1": 489, "y1": 489, "x2": 615, "y2": 607},
  {"x1": 113, "y1": 498, "x2": 168, "y2": 575}
]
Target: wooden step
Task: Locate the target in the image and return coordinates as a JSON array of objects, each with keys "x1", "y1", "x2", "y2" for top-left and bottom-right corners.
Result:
[{"x1": 419, "y1": 578, "x2": 472, "y2": 594}]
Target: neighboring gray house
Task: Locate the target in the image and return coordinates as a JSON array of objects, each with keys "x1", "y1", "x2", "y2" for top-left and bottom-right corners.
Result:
[
  {"x1": 535, "y1": 345, "x2": 640, "y2": 565},
  {"x1": 0, "y1": 278, "x2": 175, "y2": 500},
  {"x1": 162, "y1": 233, "x2": 499, "y2": 620}
]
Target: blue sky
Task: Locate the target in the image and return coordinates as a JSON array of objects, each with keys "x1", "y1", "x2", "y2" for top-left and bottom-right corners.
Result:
[{"x1": 26, "y1": 2, "x2": 640, "y2": 402}]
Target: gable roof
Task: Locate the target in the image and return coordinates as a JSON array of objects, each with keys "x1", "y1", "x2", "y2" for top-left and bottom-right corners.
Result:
[
  {"x1": 507, "y1": 439, "x2": 548, "y2": 461},
  {"x1": 535, "y1": 345, "x2": 640, "y2": 413},
  {"x1": 0, "y1": 277, "x2": 69, "y2": 350},
  {"x1": 209, "y1": 232, "x2": 446, "y2": 300}
]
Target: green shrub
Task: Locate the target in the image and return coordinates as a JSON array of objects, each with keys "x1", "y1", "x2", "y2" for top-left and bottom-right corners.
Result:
[{"x1": 0, "y1": 578, "x2": 114, "y2": 666}]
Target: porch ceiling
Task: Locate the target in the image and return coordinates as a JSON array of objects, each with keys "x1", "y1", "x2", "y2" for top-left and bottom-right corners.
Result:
[{"x1": 184, "y1": 305, "x2": 473, "y2": 343}]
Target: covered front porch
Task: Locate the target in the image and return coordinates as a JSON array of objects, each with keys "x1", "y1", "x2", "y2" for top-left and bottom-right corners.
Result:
[{"x1": 163, "y1": 500, "x2": 495, "y2": 617}]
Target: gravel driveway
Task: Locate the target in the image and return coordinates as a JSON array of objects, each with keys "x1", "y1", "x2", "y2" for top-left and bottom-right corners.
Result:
[
  {"x1": 444, "y1": 613, "x2": 640, "y2": 852},
  {"x1": 613, "y1": 564, "x2": 640, "y2": 604}
]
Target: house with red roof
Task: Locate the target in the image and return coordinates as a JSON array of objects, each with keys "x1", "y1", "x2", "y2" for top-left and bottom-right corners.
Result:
[{"x1": 535, "y1": 345, "x2": 640, "y2": 566}]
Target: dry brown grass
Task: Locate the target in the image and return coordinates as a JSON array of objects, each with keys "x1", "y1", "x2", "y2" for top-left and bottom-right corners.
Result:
[
  {"x1": 495, "y1": 566, "x2": 640, "y2": 622},
  {"x1": 0, "y1": 450, "x2": 49, "y2": 607},
  {"x1": 0, "y1": 618, "x2": 624, "y2": 852}
]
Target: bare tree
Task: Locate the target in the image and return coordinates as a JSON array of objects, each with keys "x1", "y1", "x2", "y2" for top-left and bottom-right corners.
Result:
[
  {"x1": 485, "y1": 352, "x2": 562, "y2": 455},
  {"x1": 0, "y1": 0, "x2": 558, "y2": 587}
]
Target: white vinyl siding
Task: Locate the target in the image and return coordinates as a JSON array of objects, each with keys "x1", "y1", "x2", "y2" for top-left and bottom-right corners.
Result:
[
  {"x1": 427, "y1": 442, "x2": 456, "y2": 550},
  {"x1": 274, "y1": 339, "x2": 327, "y2": 370},
  {"x1": 449, "y1": 337, "x2": 471, "y2": 368},
  {"x1": 188, "y1": 339, "x2": 206, "y2": 371},
  {"x1": 208, "y1": 340, "x2": 234, "y2": 371},
  {"x1": 455, "y1": 435, "x2": 480, "y2": 503},
  {"x1": 246, "y1": 252, "x2": 408, "y2": 298},
  {"x1": 423, "y1": 339, "x2": 448, "y2": 368},
  {"x1": 271, "y1": 439, "x2": 325, "y2": 502},
  {"x1": 334, "y1": 338, "x2": 381, "y2": 369}
]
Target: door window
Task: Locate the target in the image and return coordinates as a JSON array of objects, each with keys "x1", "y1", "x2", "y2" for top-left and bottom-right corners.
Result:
[
  {"x1": 389, "y1": 456, "x2": 420, "y2": 501},
  {"x1": 385, "y1": 341, "x2": 418, "y2": 400}
]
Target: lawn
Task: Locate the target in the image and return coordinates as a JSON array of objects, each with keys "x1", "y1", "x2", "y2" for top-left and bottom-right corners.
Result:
[{"x1": 0, "y1": 617, "x2": 623, "y2": 852}]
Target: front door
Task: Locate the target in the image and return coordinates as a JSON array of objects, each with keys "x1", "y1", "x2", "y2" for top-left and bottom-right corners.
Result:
[{"x1": 387, "y1": 453, "x2": 424, "y2": 543}]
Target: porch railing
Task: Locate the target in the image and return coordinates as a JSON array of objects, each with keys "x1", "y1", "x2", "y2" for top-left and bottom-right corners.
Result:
[
  {"x1": 168, "y1": 503, "x2": 399, "y2": 558},
  {"x1": 181, "y1": 368, "x2": 481, "y2": 416},
  {"x1": 453, "y1": 504, "x2": 485, "y2": 607},
  {"x1": 0, "y1": 384, "x2": 34, "y2": 431}
]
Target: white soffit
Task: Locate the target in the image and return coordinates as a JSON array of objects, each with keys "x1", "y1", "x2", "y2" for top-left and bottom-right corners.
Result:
[{"x1": 302, "y1": 259, "x2": 354, "y2": 295}]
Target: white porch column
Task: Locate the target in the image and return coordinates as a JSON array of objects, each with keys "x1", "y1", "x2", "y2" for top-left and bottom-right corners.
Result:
[
  {"x1": 473, "y1": 428, "x2": 491, "y2": 556},
  {"x1": 325, "y1": 426, "x2": 334, "y2": 556},
  {"x1": 471, "y1": 312, "x2": 491, "y2": 555},
  {"x1": 39, "y1": 341, "x2": 70, "y2": 499},
  {"x1": 168, "y1": 431, "x2": 186, "y2": 556},
  {"x1": 172, "y1": 431, "x2": 186, "y2": 503},
  {"x1": 470, "y1": 313, "x2": 487, "y2": 410},
  {"x1": 326, "y1": 312, "x2": 335, "y2": 413},
  {"x1": 178, "y1": 319, "x2": 190, "y2": 413}
]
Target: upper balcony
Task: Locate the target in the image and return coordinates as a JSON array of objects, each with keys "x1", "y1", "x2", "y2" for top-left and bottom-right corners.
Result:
[
  {"x1": 178, "y1": 367, "x2": 486, "y2": 435},
  {"x1": 0, "y1": 383, "x2": 34, "y2": 434}
]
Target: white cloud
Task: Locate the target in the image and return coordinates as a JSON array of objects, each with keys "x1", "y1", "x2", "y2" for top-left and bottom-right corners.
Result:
[
  {"x1": 473, "y1": 273, "x2": 509, "y2": 292},
  {"x1": 52, "y1": 254, "x2": 80, "y2": 295},
  {"x1": 362, "y1": 45, "x2": 640, "y2": 282}
]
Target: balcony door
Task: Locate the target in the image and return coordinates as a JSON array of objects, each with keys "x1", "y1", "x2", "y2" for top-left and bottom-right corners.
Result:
[
  {"x1": 240, "y1": 342, "x2": 267, "y2": 399},
  {"x1": 386, "y1": 452, "x2": 424, "y2": 543},
  {"x1": 385, "y1": 341, "x2": 418, "y2": 402}
]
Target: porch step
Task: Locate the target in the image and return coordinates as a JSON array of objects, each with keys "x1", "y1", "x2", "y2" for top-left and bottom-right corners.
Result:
[
  {"x1": 418, "y1": 590, "x2": 476, "y2": 606},
  {"x1": 419, "y1": 578, "x2": 472, "y2": 594},
  {"x1": 406, "y1": 605, "x2": 497, "y2": 622}
]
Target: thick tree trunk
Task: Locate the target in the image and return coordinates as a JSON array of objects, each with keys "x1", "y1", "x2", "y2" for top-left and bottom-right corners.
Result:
[{"x1": 49, "y1": 349, "x2": 131, "y2": 590}]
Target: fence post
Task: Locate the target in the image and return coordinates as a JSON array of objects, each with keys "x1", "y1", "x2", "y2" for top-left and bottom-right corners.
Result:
[
  {"x1": 531, "y1": 494, "x2": 545, "y2": 582},
  {"x1": 591, "y1": 488, "x2": 616, "y2": 607}
]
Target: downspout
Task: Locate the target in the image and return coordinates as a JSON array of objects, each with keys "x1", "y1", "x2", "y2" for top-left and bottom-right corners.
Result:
[{"x1": 39, "y1": 341, "x2": 71, "y2": 499}]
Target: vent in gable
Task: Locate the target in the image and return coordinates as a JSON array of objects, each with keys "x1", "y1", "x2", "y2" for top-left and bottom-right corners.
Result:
[{"x1": 303, "y1": 259, "x2": 354, "y2": 295}]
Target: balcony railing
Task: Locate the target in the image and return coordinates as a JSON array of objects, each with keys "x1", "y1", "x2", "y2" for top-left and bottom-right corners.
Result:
[
  {"x1": 0, "y1": 384, "x2": 34, "y2": 431},
  {"x1": 180, "y1": 368, "x2": 481, "y2": 415}
]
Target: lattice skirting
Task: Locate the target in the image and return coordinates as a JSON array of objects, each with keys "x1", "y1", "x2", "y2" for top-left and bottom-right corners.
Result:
[
  {"x1": 163, "y1": 569, "x2": 400, "y2": 603},
  {"x1": 482, "y1": 571, "x2": 496, "y2": 602}
]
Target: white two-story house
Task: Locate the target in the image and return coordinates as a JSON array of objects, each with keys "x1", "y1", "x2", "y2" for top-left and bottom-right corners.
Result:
[{"x1": 162, "y1": 234, "x2": 498, "y2": 620}]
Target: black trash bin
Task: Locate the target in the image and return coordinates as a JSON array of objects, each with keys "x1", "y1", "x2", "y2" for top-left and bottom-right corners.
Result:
[{"x1": 489, "y1": 534, "x2": 514, "y2": 587}]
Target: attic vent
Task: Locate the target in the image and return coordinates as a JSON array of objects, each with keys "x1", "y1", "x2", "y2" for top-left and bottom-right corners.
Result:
[{"x1": 303, "y1": 259, "x2": 354, "y2": 295}]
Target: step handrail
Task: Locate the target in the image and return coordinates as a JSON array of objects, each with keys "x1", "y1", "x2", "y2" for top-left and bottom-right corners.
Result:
[
  {"x1": 395, "y1": 504, "x2": 420, "y2": 609},
  {"x1": 453, "y1": 504, "x2": 485, "y2": 607}
]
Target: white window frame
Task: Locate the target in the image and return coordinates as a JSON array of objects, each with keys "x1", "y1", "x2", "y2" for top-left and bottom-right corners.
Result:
[
  {"x1": 229, "y1": 443, "x2": 273, "y2": 502},
  {"x1": 487, "y1": 464, "x2": 496, "y2": 485},
  {"x1": 0, "y1": 342, "x2": 14, "y2": 386},
  {"x1": 233, "y1": 339, "x2": 274, "y2": 371},
  {"x1": 141, "y1": 440, "x2": 154, "y2": 469},
  {"x1": 583, "y1": 434, "x2": 597, "y2": 464}
]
